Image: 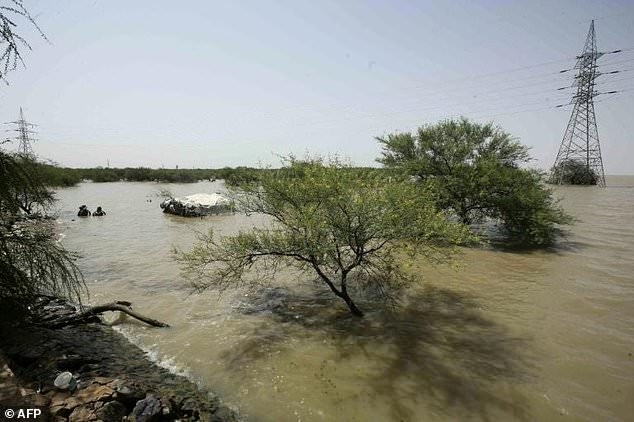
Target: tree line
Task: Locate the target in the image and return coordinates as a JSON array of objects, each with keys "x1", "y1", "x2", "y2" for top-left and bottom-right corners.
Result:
[
  {"x1": 29, "y1": 164, "x2": 255, "y2": 186},
  {"x1": 33, "y1": 163, "x2": 389, "y2": 186}
]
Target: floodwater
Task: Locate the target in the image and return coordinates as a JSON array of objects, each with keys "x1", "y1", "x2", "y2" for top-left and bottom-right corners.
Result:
[{"x1": 53, "y1": 177, "x2": 634, "y2": 422}]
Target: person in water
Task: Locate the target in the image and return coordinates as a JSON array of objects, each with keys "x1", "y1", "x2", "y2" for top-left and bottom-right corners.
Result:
[
  {"x1": 77, "y1": 205, "x2": 91, "y2": 217},
  {"x1": 93, "y1": 206, "x2": 106, "y2": 216}
]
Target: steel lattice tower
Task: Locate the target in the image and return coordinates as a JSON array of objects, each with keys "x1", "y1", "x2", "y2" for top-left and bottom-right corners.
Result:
[
  {"x1": 552, "y1": 20, "x2": 606, "y2": 187},
  {"x1": 9, "y1": 107, "x2": 37, "y2": 157}
]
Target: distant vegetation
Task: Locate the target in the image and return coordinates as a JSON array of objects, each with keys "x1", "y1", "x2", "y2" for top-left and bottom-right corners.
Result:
[
  {"x1": 34, "y1": 165, "x2": 256, "y2": 185},
  {"x1": 35, "y1": 163, "x2": 389, "y2": 187}
]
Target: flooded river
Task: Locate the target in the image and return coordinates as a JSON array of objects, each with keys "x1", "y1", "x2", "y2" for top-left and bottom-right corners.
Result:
[{"x1": 53, "y1": 177, "x2": 634, "y2": 421}]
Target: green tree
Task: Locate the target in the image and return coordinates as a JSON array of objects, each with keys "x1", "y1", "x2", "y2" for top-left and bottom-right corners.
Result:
[
  {"x1": 550, "y1": 159, "x2": 598, "y2": 185},
  {"x1": 0, "y1": 148, "x2": 85, "y2": 320},
  {"x1": 377, "y1": 118, "x2": 570, "y2": 246},
  {"x1": 176, "y1": 157, "x2": 473, "y2": 317},
  {"x1": 0, "y1": 3, "x2": 85, "y2": 321},
  {"x1": 9, "y1": 154, "x2": 61, "y2": 214},
  {"x1": 35, "y1": 161, "x2": 83, "y2": 187}
]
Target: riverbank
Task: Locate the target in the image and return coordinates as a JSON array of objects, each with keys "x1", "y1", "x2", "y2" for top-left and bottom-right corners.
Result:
[{"x1": 0, "y1": 298, "x2": 240, "y2": 421}]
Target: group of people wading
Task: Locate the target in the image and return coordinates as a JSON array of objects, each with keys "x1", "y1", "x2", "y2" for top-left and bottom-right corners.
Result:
[{"x1": 77, "y1": 205, "x2": 106, "y2": 217}]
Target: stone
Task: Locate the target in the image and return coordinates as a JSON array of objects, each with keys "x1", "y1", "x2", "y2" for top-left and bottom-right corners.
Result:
[
  {"x1": 112, "y1": 381, "x2": 145, "y2": 408},
  {"x1": 50, "y1": 404, "x2": 72, "y2": 419},
  {"x1": 180, "y1": 397, "x2": 199, "y2": 417},
  {"x1": 68, "y1": 405, "x2": 95, "y2": 422},
  {"x1": 75, "y1": 383, "x2": 115, "y2": 403},
  {"x1": 130, "y1": 394, "x2": 162, "y2": 422},
  {"x1": 56, "y1": 396, "x2": 82, "y2": 413},
  {"x1": 56, "y1": 354, "x2": 90, "y2": 371},
  {"x1": 91, "y1": 376, "x2": 113, "y2": 385},
  {"x1": 211, "y1": 406, "x2": 239, "y2": 422},
  {"x1": 48, "y1": 390, "x2": 72, "y2": 404},
  {"x1": 96, "y1": 400, "x2": 127, "y2": 422}
]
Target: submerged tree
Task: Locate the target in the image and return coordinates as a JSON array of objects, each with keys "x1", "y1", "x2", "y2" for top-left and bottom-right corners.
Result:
[
  {"x1": 0, "y1": 147, "x2": 85, "y2": 320},
  {"x1": 377, "y1": 118, "x2": 570, "y2": 246},
  {"x1": 176, "y1": 157, "x2": 473, "y2": 317},
  {"x1": 550, "y1": 159, "x2": 598, "y2": 185}
]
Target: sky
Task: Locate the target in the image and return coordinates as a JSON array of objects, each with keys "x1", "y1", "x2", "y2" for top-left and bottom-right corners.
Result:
[{"x1": 1, "y1": 0, "x2": 633, "y2": 173}]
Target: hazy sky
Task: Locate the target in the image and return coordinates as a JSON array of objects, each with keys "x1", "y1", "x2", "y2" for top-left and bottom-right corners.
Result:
[{"x1": 2, "y1": 0, "x2": 633, "y2": 172}]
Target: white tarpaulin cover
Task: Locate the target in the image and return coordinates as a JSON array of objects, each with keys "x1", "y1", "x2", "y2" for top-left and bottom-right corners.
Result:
[{"x1": 160, "y1": 193, "x2": 232, "y2": 217}]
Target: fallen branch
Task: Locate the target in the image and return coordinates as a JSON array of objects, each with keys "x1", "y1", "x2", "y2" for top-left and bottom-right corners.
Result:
[{"x1": 48, "y1": 301, "x2": 169, "y2": 328}]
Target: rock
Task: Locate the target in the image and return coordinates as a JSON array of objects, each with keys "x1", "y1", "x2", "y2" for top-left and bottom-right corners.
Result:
[
  {"x1": 50, "y1": 404, "x2": 72, "y2": 419},
  {"x1": 160, "y1": 193, "x2": 232, "y2": 217},
  {"x1": 96, "y1": 400, "x2": 127, "y2": 422},
  {"x1": 50, "y1": 396, "x2": 82, "y2": 415},
  {"x1": 56, "y1": 354, "x2": 91, "y2": 371},
  {"x1": 180, "y1": 397, "x2": 199, "y2": 417},
  {"x1": 212, "y1": 406, "x2": 239, "y2": 422},
  {"x1": 112, "y1": 380, "x2": 145, "y2": 408},
  {"x1": 91, "y1": 376, "x2": 113, "y2": 386},
  {"x1": 68, "y1": 405, "x2": 95, "y2": 422},
  {"x1": 74, "y1": 383, "x2": 115, "y2": 403},
  {"x1": 130, "y1": 394, "x2": 162, "y2": 422}
]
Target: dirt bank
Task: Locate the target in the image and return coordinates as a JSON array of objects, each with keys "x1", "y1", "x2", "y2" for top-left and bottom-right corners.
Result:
[{"x1": 0, "y1": 298, "x2": 241, "y2": 421}]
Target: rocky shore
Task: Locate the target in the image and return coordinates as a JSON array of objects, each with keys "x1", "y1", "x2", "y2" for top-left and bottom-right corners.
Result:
[{"x1": 0, "y1": 299, "x2": 240, "y2": 421}]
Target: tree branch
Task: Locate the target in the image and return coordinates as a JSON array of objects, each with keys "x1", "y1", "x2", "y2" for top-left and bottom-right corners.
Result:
[{"x1": 47, "y1": 301, "x2": 169, "y2": 328}]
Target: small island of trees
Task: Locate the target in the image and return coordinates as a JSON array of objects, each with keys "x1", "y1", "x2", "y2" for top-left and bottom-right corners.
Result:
[{"x1": 550, "y1": 159, "x2": 599, "y2": 185}]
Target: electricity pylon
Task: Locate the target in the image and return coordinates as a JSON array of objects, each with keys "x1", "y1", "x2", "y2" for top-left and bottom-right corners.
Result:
[
  {"x1": 552, "y1": 20, "x2": 606, "y2": 187},
  {"x1": 8, "y1": 107, "x2": 37, "y2": 157}
]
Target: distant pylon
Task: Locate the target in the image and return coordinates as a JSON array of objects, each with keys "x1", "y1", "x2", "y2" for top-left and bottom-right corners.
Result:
[
  {"x1": 8, "y1": 107, "x2": 38, "y2": 157},
  {"x1": 552, "y1": 20, "x2": 606, "y2": 187}
]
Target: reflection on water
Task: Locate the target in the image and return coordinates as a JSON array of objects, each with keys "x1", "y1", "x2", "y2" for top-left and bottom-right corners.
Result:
[
  {"x1": 53, "y1": 178, "x2": 634, "y2": 421},
  {"x1": 228, "y1": 285, "x2": 530, "y2": 421}
]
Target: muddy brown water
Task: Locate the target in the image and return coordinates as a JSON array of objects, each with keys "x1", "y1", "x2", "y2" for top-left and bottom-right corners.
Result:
[{"x1": 53, "y1": 177, "x2": 634, "y2": 421}]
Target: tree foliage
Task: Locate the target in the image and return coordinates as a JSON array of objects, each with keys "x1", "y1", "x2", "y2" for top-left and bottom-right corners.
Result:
[
  {"x1": 0, "y1": 0, "x2": 47, "y2": 83},
  {"x1": 377, "y1": 118, "x2": 570, "y2": 246},
  {"x1": 550, "y1": 159, "x2": 598, "y2": 185},
  {"x1": 0, "y1": 2, "x2": 85, "y2": 322},
  {"x1": 176, "y1": 157, "x2": 473, "y2": 316},
  {"x1": 1, "y1": 152, "x2": 56, "y2": 214},
  {"x1": 0, "y1": 148, "x2": 85, "y2": 321}
]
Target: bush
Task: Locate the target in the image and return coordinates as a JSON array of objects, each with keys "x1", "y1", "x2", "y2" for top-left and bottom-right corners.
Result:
[{"x1": 550, "y1": 159, "x2": 598, "y2": 185}]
